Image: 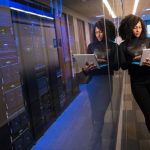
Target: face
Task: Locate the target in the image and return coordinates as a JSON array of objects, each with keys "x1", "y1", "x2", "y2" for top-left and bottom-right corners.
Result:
[
  {"x1": 95, "y1": 27, "x2": 104, "y2": 41},
  {"x1": 132, "y1": 21, "x2": 142, "y2": 38}
]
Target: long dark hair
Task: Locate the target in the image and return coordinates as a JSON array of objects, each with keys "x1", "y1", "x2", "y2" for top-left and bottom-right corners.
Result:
[
  {"x1": 93, "y1": 18, "x2": 116, "y2": 42},
  {"x1": 119, "y1": 14, "x2": 146, "y2": 41}
]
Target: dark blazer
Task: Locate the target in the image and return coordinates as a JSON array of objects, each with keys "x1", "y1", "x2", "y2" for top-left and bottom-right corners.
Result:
[
  {"x1": 119, "y1": 38, "x2": 150, "y2": 82},
  {"x1": 87, "y1": 40, "x2": 119, "y2": 75}
]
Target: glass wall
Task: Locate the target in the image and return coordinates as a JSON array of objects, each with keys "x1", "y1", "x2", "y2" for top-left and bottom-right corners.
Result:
[
  {"x1": 101, "y1": 0, "x2": 123, "y2": 149},
  {"x1": 0, "y1": 0, "x2": 126, "y2": 149}
]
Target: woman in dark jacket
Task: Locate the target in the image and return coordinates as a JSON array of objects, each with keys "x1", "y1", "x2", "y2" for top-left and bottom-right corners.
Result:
[
  {"x1": 84, "y1": 18, "x2": 119, "y2": 75},
  {"x1": 83, "y1": 18, "x2": 118, "y2": 150},
  {"x1": 119, "y1": 14, "x2": 150, "y2": 132}
]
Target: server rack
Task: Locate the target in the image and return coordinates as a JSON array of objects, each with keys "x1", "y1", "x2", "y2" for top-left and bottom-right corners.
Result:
[
  {"x1": 11, "y1": 10, "x2": 58, "y2": 139},
  {"x1": 0, "y1": 6, "x2": 33, "y2": 150},
  {"x1": 0, "y1": 0, "x2": 80, "y2": 148}
]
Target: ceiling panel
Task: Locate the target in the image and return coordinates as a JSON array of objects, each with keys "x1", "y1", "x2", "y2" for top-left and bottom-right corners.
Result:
[
  {"x1": 34, "y1": 0, "x2": 150, "y2": 22},
  {"x1": 62, "y1": 0, "x2": 150, "y2": 22},
  {"x1": 63, "y1": 0, "x2": 103, "y2": 22}
]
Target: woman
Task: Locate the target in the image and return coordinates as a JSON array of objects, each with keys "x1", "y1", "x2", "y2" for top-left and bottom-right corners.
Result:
[
  {"x1": 119, "y1": 14, "x2": 150, "y2": 132},
  {"x1": 83, "y1": 18, "x2": 118, "y2": 150},
  {"x1": 84, "y1": 18, "x2": 118, "y2": 74}
]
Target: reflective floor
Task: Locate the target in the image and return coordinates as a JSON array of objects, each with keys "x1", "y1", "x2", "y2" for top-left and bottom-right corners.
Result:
[
  {"x1": 32, "y1": 75, "x2": 117, "y2": 150},
  {"x1": 121, "y1": 73, "x2": 150, "y2": 150}
]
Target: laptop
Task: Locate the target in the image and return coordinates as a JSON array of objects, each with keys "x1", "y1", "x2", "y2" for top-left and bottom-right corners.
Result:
[{"x1": 73, "y1": 54, "x2": 99, "y2": 69}]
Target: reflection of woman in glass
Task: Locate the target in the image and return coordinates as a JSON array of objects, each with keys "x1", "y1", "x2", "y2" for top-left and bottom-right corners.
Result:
[
  {"x1": 119, "y1": 14, "x2": 150, "y2": 132},
  {"x1": 83, "y1": 18, "x2": 118, "y2": 150},
  {"x1": 84, "y1": 18, "x2": 118, "y2": 74}
]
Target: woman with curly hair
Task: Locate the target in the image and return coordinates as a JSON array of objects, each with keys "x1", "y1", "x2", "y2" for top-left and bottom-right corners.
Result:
[
  {"x1": 82, "y1": 18, "x2": 118, "y2": 149},
  {"x1": 119, "y1": 14, "x2": 150, "y2": 132},
  {"x1": 84, "y1": 18, "x2": 118, "y2": 74}
]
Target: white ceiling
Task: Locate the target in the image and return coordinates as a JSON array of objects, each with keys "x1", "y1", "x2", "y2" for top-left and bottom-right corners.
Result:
[{"x1": 62, "y1": 0, "x2": 150, "y2": 22}]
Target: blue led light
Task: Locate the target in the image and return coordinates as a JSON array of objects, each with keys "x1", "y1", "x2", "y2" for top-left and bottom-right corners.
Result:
[
  {"x1": 9, "y1": 1, "x2": 54, "y2": 20},
  {"x1": 132, "y1": 61, "x2": 140, "y2": 65},
  {"x1": 99, "y1": 64, "x2": 108, "y2": 68}
]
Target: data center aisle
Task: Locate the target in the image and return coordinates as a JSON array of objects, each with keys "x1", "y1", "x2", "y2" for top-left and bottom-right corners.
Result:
[
  {"x1": 121, "y1": 73, "x2": 150, "y2": 150},
  {"x1": 31, "y1": 75, "x2": 117, "y2": 150},
  {"x1": 31, "y1": 84, "x2": 93, "y2": 150}
]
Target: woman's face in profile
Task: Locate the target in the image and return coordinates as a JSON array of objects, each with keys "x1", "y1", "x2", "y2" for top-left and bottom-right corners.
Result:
[
  {"x1": 95, "y1": 27, "x2": 104, "y2": 41},
  {"x1": 132, "y1": 21, "x2": 142, "y2": 38}
]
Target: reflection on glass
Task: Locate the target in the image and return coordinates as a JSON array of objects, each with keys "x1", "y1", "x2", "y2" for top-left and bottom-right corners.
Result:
[{"x1": 83, "y1": 16, "x2": 118, "y2": 149}]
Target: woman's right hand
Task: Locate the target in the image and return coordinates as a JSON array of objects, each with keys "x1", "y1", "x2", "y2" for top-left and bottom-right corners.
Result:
[{"x1": 82, "y1": 62, "x2": 98, "y2": 73}]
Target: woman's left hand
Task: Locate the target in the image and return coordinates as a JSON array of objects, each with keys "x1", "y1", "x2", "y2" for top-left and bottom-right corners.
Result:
[
  {"x1": 133, "y1": 55, "x2": 141, "y2": 60},
  {"x1": 142, "y1": 58, "x2": 150, "y2": 66}
]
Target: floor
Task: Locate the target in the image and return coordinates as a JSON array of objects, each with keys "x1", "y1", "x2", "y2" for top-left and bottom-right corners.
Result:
[
  {"x1": 121, "y1": 73, "x2": 150, "y2": 150},
  {"x1": 31, "y1": 75, "x2": 118, "y2": 150},
  {"x1": 31, "y1": 72, "x2": 150, "y2": 150}
]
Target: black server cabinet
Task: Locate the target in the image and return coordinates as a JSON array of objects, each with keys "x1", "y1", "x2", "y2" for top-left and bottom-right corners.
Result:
[
  {"x1": 0, "y1": 124, "x2": 11, "y2": 150},
  {"x1": 11, "y1": 10, "x2": 59, "y2": 139},
  {"x1": 55, "y1": 15, "x2": 78, "y2": 110},
  {"x1": 0, "y1": 6, "x2": 32, "y2": 150},
  {"x1": 43, "y1": 20, "x2": 64, "y2": 112}
]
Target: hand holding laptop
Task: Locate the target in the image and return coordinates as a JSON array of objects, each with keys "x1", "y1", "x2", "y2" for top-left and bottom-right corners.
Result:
[
  {"x1": 73, "y1": 54, "x2": 99, "y2": 69},
  {"x1": 82, "y1": 61, "x2": 98, "y2": 73},
  {"x1": 142, "y1": 58, "x2": 150, "y2": 66},
  {"x1": 140, "y1": 49, "x2": 150, "y2": 66}
]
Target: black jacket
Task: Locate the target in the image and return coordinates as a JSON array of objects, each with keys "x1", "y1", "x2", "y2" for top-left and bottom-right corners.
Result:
[
  {"x1": 119, "y1": 38, "x2": 150, "y2": 82},
  {"x1": 87, "y1": 40, "x2": 119, "y2": 75}
]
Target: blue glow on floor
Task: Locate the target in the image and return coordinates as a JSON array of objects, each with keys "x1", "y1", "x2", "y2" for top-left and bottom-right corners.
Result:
[{"x1": 32, "y1": 84, "x2": 93, "y2": 150}]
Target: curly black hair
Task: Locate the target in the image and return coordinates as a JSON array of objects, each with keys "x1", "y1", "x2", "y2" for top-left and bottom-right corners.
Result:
[
  {"x1": 119, "y1": 14, "x2": 146, "y2": 41},
  {"x1": 93, "y1": 18, "x2": 116, "y2": 42}
]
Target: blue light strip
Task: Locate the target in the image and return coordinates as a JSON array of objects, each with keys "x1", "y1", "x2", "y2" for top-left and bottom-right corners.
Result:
[
  {"x1": 55, "y1": 0, "x2": 58, "y2": 17},
  {"x1": 9, "y1": 1, "x2": 54, "y2": 20},
  {"x1": 132, "y1": 61, "x2": 140, "y2": 65},
  {"x1": 99, "y1": 64, "x2": 108, "y2": 68},
  {"x1": 59, "y1": 0, "x2": 62, "y2": 17}
]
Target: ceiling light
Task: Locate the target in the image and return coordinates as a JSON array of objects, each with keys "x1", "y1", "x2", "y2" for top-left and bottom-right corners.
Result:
[
  {"x1": 102, "y1": 0, "x2": 116, "y2": 18},
  {"x1": 143, "y1": 8, "x2": 150, "y2": 11},
  {"x1": 132, "y1": 0, "x2": 139, "y2": 15},
  {"x1": 10, "y1": 7, "x2": 54, "y2": 20},
  {"x1": 96, "y1": 15, "x2": 104, "y2": 18}
]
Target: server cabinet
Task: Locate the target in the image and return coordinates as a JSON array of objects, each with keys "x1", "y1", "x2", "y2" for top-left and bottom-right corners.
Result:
[
  {"x1": 11, "y1": 10, "x2": 59, "y2": 139},
  {"x1": 0, "y1": 124, "x2": 11, "y2": 150},
  {"x1": 43, "y1": 20, "x2": 65, "y2": 111},
  {"x1": 0, "y1": 6, "x2": 32, "y2": 149},
  {"x1": 55, "y1": 15, "x2": 75, "y2": 109}
]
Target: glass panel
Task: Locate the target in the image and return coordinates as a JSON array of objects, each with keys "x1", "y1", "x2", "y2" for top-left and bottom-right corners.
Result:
[
  {"x1": 102, "y1": 0, "x2": 123, "y2": 149},
  {"x1": 2, "y1": 1, "x2": 126, "y2": 149},
  {"x1": 119, "y1": 1, "x2": 150, "y2": 150}
]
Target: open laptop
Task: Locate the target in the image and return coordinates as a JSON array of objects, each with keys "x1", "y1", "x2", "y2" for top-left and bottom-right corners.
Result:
[
  {"x1": 140, "y1": 48, "x2": 150, "y2": 66},
  {"x1": 73, "y1": 54, "x2": 99, "y2": 69}
]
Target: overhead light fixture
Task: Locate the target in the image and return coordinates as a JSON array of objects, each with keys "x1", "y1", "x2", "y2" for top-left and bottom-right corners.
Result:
[
  {"x1": 96, "y1": 15, "x2": 104, "y2": 18},
  {"x1": 10, "y1": 7, "x2": 54, "y2": 20},
  {"x1": 143, "y1": 8, "x2": 150, "y2": 11},
  {"x1": 102, "y1": 0, "x2": 116, "y2": 18},
  {"x1": 132, "y1": 0, "x2": 139, "y2": 15}
]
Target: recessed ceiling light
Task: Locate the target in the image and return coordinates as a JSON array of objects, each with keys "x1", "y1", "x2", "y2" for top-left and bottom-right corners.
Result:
[
  {"x1": 132, "y1": 0, "x2": 139, "y2": 15},
  {"x1": 103, "y1": 0, "x2": 116, "y2": 18},
  {"x1": 143, "y1": 8, "x2": 150, "y2": 11},
  {"x1": 96, "y1": 15, "x2": 104, "y2": 18}
]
